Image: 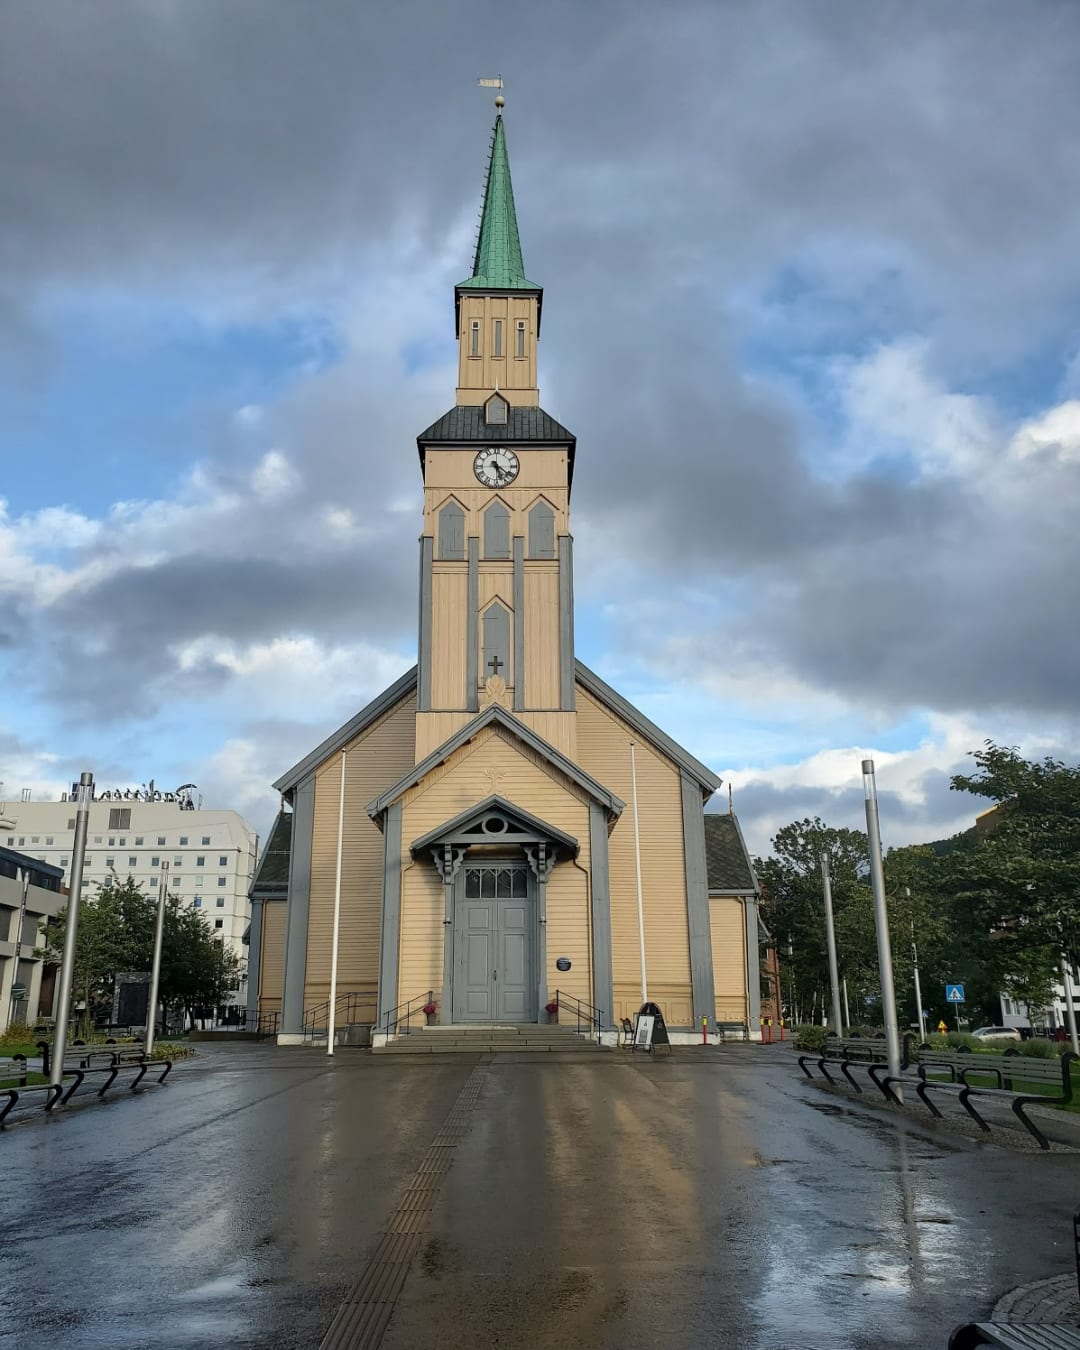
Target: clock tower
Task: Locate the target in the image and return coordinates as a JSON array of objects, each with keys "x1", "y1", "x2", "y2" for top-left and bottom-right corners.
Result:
[{"x1": 415, "y1": 109, "x2": 578, "y2": 763}]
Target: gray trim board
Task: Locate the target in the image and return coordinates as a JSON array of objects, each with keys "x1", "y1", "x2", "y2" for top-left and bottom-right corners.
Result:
[
  {"x1": 575, "y1": 661, "x2": 721, "y2": 792},
  {"x1": 681, "y1": 770, "x2": 716, "y2": 1027},
  {"x1": 246, "y1": 896, "x2": 264, "y2": 1019},
  {"x1": 377, "y1": 802, "x2": 403, "y2": 1029},
  {"x1": 279, "y1": 775, "x2": 315, "y2": 1035},
  {"x1": 367, "y1": 703, "x2": 625, "y2": 820},
  {"x1": 467, "y1": 536, "x2": 479, "y2": 712},
  {"x1": 273, "y1": 667, "x2": 418, "y2": 793},
  {"x1": 744, "y1": 895, "x2": 762, "y2": 1031},
  {"x1": 559, "y1": 536, "x2": 576, "y2": 711},
  {"x1": 410, "y1": 794, "x2": 579, "y2": 858},
  {"x1": 513, "y1": 535, "x2": 524, "y2": 711},
  {"x1": 418, "y1": 537, "x2": 433, "y2": 712},
  {"x1": 589, "y1": 802, "x2": 615, "y2": 1030}
]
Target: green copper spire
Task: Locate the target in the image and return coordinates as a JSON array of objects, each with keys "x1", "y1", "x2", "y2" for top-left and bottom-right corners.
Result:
[{"x1": 458, "y1": 115, "x2": 540, "y2": 292}]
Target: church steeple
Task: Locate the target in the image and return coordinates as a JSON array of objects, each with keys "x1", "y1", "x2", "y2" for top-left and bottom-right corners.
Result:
[{"x1": 458, "y1": 114, "x2": 541, "y2": 294}]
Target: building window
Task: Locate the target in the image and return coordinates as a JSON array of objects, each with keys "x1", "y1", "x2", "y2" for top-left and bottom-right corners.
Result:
[
  {"x1": 218, "y1": 876, "x2": 227, "y2": 887},
  {"x1": 485, "y1": 392, "x2": 508, "y2": 425},
  {"x1": 216, "y1": 896, "x2": 225, "y2": 907},
  {"x1": 483, "y1": 500, "x2": 510, "y2": 559},
  {"x1": 106, "y1": 857, "x2": 115, "y2": 868},
  {"x1": 18, "y1": 837, "x2": 24, "y2": 845},
  {"x1": 202, "y1": 836, "x2": 210, "y2": 846},
  {"x1": 438, "y1": 501, "x2": 465, "y2": 560},
  {"x1": 516, "y1": 320, "x2": 526, "y2": 358},
  {"x1": 94, "y1": 836, "x2": 102, "y2": 844},
  {"x1": 135, "y1": 836, "x2": 143, "y2": 845},
  {"x1": 67, "y1": 818, "x2": 76, "y2": 830},
  {"x1": 481, "y1": 602, "x2": 511, "y2": 686},
  {"x1": 196, "y1": 878, "x2": 203, "y2": 888},
  {"x1": 493, "y1": 319, "x2": 503, "y2": 357},
  {"x1": 180, "y1": 836, "x2": 188, "y2": 846},
  {"x1": 151, "y1": 857, "x2": 159, "y2": 867},
  {"x1": 174, "y1": 856, "x2": 183, "y2": 867},
  {"x1": 31, "y1": 836, "x2": 39, "y2": 843},
  {"x1": 214, "y1": 919, "x2": 223, "y2": 930},
  {"x1": 174, "y1": 875, "x2": 182, "y2": 886},
  {"x1": 118, "y1": 838, "x2": 125, "y2": 845},
  {"x1": 5, "y1": 838, "x2": 12, "y2": 846},
  {"x1": 193, "y1": 897, "x2": 201, "y2": 908},
  {"x1": 129, "y1": 857, "x2": 137, "y2": 867},
  {"x1": 45, "y1": 836, "x2": 53, "y2": 845},
  {"x1": 107, "y1": 837, "x2": 114, "y2": 846},
  {"x1": 62, "y1": 858, "x2": 68, "y2": 867},
  {"x1": 470, "y1": 319, "x2": 480, "y2": 357},
  {"x1": 197, "y1": 856, "x2": 205, "y2": 867},
  {"x1": 108, "y1": 808, "x2": 131, "y2": 830},
  {"x1": 528, "y1": 500, "x2": 556, "y2": 558},
  {"x1": 218, "y1": 855, "x2": 228, "y2": 867}
]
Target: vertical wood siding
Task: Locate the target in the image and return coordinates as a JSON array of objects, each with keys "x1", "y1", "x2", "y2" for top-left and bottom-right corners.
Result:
[
  {"x1": 304, "y1": 694, "x2": 417, "y2": 1009},
  {"x1": 518, "y1": 712, "x2": 576, "y2": 758},
  {"x1": 710, "y1": 898, "x2": 749, "y2": 1023},
  {"x1": 545, "y1": 859, "x2": 593, "y2": 1008},
  {"x1": 524, "y1": 566, "x2": 560, "y2": 707},
  {"x1": 415, "y1": 711, "x2": 472, "y2": 762},
  {"x1": 575, "y1": 686, "x2": 694, "y2": 1026},
  {"x1": 258, "y1": 900, "x2": 286, "y2": 1016},
  {"x1": 398, "y1": 861, "x2": 444, "y2": 1007},
  {"x1": 430, "y1": 570, "x2": 467, "y2": 709}
]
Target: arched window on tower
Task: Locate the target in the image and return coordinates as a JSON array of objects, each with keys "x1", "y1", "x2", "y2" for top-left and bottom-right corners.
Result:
[
  {"x1": 483, "y1": 500, "x2": 510, "y2": 559},
  {"x1": 438, "y1": 501, "x2": 465, "y2": 560},
  {"x1": 482, "y1": 602, "x2": 511, "y2": 686},
  {"x1": 528, "y1": 500, "x2": 556, "y2": 559}
]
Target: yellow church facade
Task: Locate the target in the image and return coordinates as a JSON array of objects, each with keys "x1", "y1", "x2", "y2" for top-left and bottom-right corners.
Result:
[{"x1": 249, "y1": 111, "x2": 763, "y2": 1045}]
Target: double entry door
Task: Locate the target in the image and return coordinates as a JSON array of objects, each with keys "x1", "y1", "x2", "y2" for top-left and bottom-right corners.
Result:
[{"x1": 453, "y1": 861, "x2": 535, "y2": 1023}]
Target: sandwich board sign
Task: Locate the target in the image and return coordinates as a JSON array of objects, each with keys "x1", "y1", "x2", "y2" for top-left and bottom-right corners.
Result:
[
  {"x1": 945, "y1": 984, "x2": 965, "y2": 1003},
  {"x1": 634, "y1": 1014, "x2": 655, "y2": 1050}
]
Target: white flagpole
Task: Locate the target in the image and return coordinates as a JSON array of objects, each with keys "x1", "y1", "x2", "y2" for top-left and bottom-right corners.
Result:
[
  {"x1": 630, "y1": 741, "x2": 647, "y2": 1003},
  {"x1": 327, "y1": 750, "x2": 346, "y2": 1056}
]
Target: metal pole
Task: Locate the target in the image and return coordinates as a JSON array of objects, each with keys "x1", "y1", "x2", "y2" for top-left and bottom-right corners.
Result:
[
  {"x1": 629, "y1": 741, "x2": 647, "y2": 1004},
  {"x1": 862, "y1": 759, "x2": 902, "y2": 1097},
  {"x1": 842, "y1": 977, "x2": 851, "y2": 1030},
  {"x1": 1062, "y1": 956, "x2": 1079, "y2": 1056},
  {"x1": 820, "y1": 853, "x2": 844, "y2": 1035},
  {"x1": 7, "y1": 868, "x2": 31, "y2": 1028},
  {"x1": 328, "y1": 750, "x2": 346, "y2": 1056},
  {"x1": 145, "y1": 862, "x2": 168, "y2": 1057},
  {"x1": 50, "y1": 771, "x2": 93, "y2": 1091},
  {"x1": 909, "y1": 900, "x2": 926, "y2": 1042}
]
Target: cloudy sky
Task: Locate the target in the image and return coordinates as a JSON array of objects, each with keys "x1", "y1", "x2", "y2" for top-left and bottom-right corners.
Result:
[{"x1": 2, "y1": 1, "x2": 1079, "y2": 857}]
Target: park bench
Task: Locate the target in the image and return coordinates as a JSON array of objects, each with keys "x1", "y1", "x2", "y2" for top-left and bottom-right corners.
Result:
[
  {"x1": 716, "y1": 1021, "x2": 748, "y2": 1042},
  {"x1": 797, "y1": 1035, "x2": 904, "y2": 1094},
  {"x1": 0, "y1": 1054, "x2": 173, "y2": 1126},
  {"x1": 903, "y1": 1046, "x2": 1079, "y2": 1151}
]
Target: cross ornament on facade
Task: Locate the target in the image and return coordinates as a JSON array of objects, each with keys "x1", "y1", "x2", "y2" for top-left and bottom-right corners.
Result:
[{"x1": 487, "y1": 655, "x2": 504, "y2": 677}]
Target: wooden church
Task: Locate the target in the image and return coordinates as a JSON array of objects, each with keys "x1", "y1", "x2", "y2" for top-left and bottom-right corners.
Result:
[{"x1": 247, "y1": 108, "x2": 764, "y2": 1045}]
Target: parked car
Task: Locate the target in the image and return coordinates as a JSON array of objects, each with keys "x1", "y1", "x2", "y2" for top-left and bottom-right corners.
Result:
[{"x1": 970, "y1": 1025, "x2": 1022, "y2": 1041}]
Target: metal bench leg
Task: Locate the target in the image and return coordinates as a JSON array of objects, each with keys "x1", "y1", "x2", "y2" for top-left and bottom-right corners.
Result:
[
  {"x1": 839, "y1": 1061, "x2": 863, "y2": 1093},
  {"x1": 97, "y1": 1067, "x2": 119, "y2": 1098},
  {"x1": 957, "y1": 1087, "x2": 991, "y2": 1134},
  {"x1": 915, "y1": 1079, "x2": 943, "y2": 1119},
  {"x1": 0, "y1": 1089, "x2": 16, "y2": 1126},
  {"x1": 1012, "y1": 1096, "x2": 1051, "y2": 1151}
]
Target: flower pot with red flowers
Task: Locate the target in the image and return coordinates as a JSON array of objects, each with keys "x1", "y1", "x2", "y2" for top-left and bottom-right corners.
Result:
[
  {"x1": 422, "y1": 1002, "x2": 437, "y2": 1025},
  {"x1": 544, "y1": 1000, "x2": 559, "y2": 1024}
]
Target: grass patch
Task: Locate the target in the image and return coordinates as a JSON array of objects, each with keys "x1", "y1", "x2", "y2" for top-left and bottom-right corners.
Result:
[{"x1": 0, "y1": 1071, "x2": 48, "y2": 1090}]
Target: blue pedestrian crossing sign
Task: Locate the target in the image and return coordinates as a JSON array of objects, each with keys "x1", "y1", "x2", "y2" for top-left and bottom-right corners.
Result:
[{"x1": 945, "y1": 983, "x2": 965, "y2": 1003}]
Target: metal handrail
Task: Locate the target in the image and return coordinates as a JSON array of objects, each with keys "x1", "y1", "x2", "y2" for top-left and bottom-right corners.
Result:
[
  {"x1": 554, "y1": 990, "x2": 604, "y2": 1046},
  {"x1": 382, "y1": 990, "x2": 434, "y2": 1039},
  {"x1": 255, "y1": 1011, "x2": 280, "y2": 1041},
  {"x1": 301, "y1": 988, "x2": 378, "y2": 1042}
]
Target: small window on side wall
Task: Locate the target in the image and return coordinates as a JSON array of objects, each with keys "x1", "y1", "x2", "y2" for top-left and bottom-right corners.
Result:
[
  {"x1": 516, "y1": 321, "x2": 526, "y2": 358},
  {"x1": 485, "y1": 392, "x2": 508, "y2": 425},
  {"x1": 528, "y1": 500, "x2": 556, "y2": 558},
  {"x1": 438, "y1": 501, "x2": 466, "y2": 559},
  {"x1": 493, "y1": 319, "x2": 503, "y2": 357},
  {"x1": 470, "y1": 320, "x2": 480, "y2": 357}
]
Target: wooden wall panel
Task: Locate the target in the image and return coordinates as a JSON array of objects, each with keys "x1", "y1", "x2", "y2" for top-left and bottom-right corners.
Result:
[
  {"x1": 398, "y1": 862, "x2": 444, "y2": 1007},
  {"x1": 415, "y1": 711, "x2": 472, "y2": 761},
  {"x1": 304, "y1": 694, "x2": 417, "y2": 1007},
  {"x1": 576, "y1": 686, "x2": 694, "y2": 1025},
  {"x1": 524, "y1": 567, "x2": 560, "y2": 708},
  {"x1": 518, "y1": 712, "x2": 575, "y2": 758},
  {"x1": 430, "y1": 570, "x2": 467, "y2": 708},
  {"x1": 258, "y1": 900, "x2": 286, "y2": 1016},
  {"x1": 710, "y1": 898, "x2": 748, "y2": 1024},
  {"x1": 545, "y1": 860, "x2": 593, "y2": 1009}
]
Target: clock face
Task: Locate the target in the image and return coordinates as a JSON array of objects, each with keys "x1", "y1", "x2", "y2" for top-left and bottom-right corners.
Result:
[{"x1": 474, "y1": 446, "x2": 520, "y2": 488}]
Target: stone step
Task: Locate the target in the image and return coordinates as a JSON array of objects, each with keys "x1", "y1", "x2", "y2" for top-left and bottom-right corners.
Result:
[{"x1": 375, "y1": 1041, "x2": 606, "y2": 1054}]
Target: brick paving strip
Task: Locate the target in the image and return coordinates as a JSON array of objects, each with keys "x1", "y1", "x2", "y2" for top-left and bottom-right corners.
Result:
[
  {"x1": 993, "y1": 1274, "x2": 1080, "y2": 1325},
  {"x1": 319, "y1": 1063, "x2": 487, "y2": 1350}
]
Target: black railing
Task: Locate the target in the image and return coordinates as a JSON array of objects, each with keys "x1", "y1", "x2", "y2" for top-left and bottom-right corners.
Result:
[
  {"x1": 255, "y1": 1011, "x2": 280, "y2": 1041},
  {"x1": 554, "y1": 991, "x2": 604, "y2": 1046},
  {"x1": 301, "y1": 989, "x2": 378, "y2": 1043},
  {"x1": 382, "y1": 991, "x2": 434, "y2": 1039}
]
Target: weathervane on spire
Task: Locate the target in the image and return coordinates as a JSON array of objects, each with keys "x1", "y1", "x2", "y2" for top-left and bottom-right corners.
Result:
[{"x1": 478, "y1": 75, "x2": 504, "y2": 111}]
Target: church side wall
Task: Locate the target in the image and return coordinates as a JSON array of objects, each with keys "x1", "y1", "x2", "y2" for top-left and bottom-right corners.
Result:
[
  {"x1": 431, "y1": 570, "x2": 467, "y2": 709},
  {"x1": 524, "y1": 564, "x2": 561, "y2": 707},
  {"x1": 398, "y1": 726, "x2": 594, "y2": 1014},
  {"x1": 258, "y1": 900, "x2": 286, "y2": 1018},
  {"x1": 710, "y1": 898, "x2": 749, "y2": 1026},
  {"x1": 304, "y1": 694, "x2": 417, "y2": 1012},
  {"x1": 575, "y1": 687, "x2": 693, "y2": 1026}
]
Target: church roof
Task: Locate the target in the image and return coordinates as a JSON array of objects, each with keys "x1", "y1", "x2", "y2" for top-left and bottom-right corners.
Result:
[
  {"x1": 703, "y1": 813, "x2": 758, "y2": 894},
  {"x1": 574, "y1": 661, "x2": 722, "y2": 794},
  {"x1": 458, "y1": 115, "x2": 541, "y2": 294},
  {"x1": 366, "y1": 702, "x2": 625, "y2": 822},
  {"x1": 250, "y1": 809, "x2": 292, "y2": 896},
  {"x1": 417, "y1": 404, "x2": 574, "y2": 446},
  {"x1": 272, "y1": 665, "x2": 418, "y2": 794}
]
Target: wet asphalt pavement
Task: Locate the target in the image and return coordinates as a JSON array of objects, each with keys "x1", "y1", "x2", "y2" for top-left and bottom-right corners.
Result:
[{"x1": 1, "y1": 1043, "x2": 1078, "y2": 1349}]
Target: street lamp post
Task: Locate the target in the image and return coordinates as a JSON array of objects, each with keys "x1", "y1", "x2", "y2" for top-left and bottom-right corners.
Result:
[
  {"x1": 50, "y1": 771, "x2": 93, "y2": 1093},
  {"x1": 145, "y1": 862, "x2": 168, "y2": 1057},
  {"x1": 820, "y1": 852, "x2": 844, "y2": 1035},
  {"x1": 862, "y1": 759, "x2": 902, "y2": 1098}
]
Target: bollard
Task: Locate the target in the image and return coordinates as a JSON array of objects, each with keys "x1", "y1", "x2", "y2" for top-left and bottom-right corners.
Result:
[
  {"x1": 779, "y1": 1019, "x2": 785, "y2": 1042},
  {"x1": 702, "y1": 1016, "x2": 708, "y2": 1045}
]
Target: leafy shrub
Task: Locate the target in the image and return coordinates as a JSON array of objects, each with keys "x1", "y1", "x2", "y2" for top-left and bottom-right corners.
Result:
[
  {"x1": 1016, "y1": 1038, "x2": 1058, "y2": 1058},
  {"x1": 793, "y1": 1024, "x2": 829, "y2": 1051}
]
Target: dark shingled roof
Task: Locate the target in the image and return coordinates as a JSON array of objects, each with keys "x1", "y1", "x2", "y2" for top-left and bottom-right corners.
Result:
[
  {"x1": 703, "y1": 814, "x2": 757, "y2": 894},
  {"x1": 251, "y1": 810, "x2": 292, "y2": 896},
  {"x1": 417, "y1": 404, "x2": 574, "y2": 447}
]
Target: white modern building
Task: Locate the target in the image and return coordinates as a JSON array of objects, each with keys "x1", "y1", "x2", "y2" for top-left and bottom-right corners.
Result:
[
  {"x1": 1000, "y1": 968, "x2": 1080, "y2": 1035},
  {"x1": 0, "y1": 789, "x2": 257, "y2": 1009},
  {"x1": 0, "y1": 845, "x2": 65, "y2": 1034}
]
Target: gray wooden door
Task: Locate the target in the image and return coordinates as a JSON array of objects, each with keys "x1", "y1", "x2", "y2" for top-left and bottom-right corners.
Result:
[{"x1": 454, "y1": 863, "x2": 534, "y2": 1022}]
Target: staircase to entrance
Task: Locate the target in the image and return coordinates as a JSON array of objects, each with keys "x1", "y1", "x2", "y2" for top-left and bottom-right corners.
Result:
[{"x1": 374, "y1": 1024, "x2": 608, "y2": 1055}]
